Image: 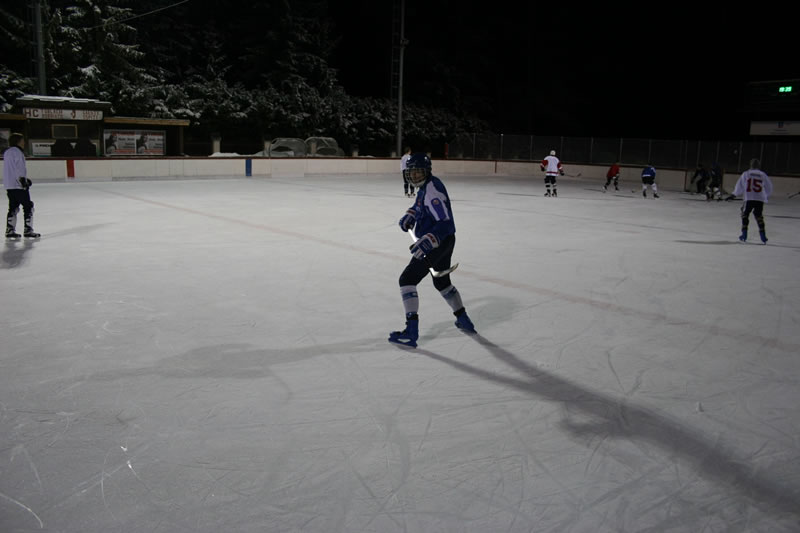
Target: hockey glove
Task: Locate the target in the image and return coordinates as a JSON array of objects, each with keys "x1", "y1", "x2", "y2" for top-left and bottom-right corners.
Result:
[
  {"x1": 398, "y1": 209, "x2": 416, "y2": 231},
  {"x1": 18, "y1": 177, "x2": 32, "y2": 190},
  {"x1": 540, "y1": 165, "x2": 546, "y2": 172},
  {"x1": 410, "y1": 233, "x2": 439, "y2": 260},
  {"x1": 559, "y1": 169, "x2": 565, "y2": 176}
]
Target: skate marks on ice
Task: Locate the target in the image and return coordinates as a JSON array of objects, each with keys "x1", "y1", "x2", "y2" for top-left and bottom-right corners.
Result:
[
  {"x1": 44, "y1": 340, "x2": 386, "y2": 386},
  {"x1": 769, "y1": 214, "x2": 800, "y2": 220},
  {"x1": 86, "y1": 186, "x2": 406, "y2": 264},
  {"x1": 416, "y1": 335, "x2": 800, "y2": 525},
  {"x1": 672, "y1": 240, "x2": 751, "y2": 246},
  {"x1": 496, "y1": 192, "x2": 543, "y2": 198},
  {"x1": 43, "y1": 223, "x2": 114, "y2": 239},
  {"x1": 583, "y1": 187, "x2": 636, "y2": 196},
  {"x1": 0, "y1": 492, "x2": 44, "y2": 529},
  {"x1": 459, "y1": 270, "x2": 800, "y2": 355},
  {"x1": 674, "y1": 239, "x2": 800, "y2": 250}
]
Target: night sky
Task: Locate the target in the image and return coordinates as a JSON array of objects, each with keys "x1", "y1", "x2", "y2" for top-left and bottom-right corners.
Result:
[{"x1": 329, "y1": 2, "x2": 796, "y2": 140}]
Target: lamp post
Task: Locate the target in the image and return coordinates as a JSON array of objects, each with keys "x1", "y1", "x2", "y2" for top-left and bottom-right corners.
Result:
[
  {"x1": 34, "y1": 0, "x2": 47, "y2": 95},
  {"x1": 395, "y1": 0, "x2": 407, "y2": 157}
]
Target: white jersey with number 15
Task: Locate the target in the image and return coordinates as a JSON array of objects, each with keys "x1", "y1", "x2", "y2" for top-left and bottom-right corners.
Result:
[{"x1": 733, "y1": 169, "x2": 773, "y2": 203}]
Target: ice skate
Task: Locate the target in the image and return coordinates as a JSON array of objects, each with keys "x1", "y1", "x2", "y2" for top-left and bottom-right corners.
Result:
[
  {"x1": 552, "y1": 190, "x2": 557, "y2": 197},
  {"x1": 739, "y1": 230, "x2": 747, "y2": 242},
  {"x1": 614, "y1": 185, "x2": 619, "y2": 191},
  {"x1": 454, "y1": 310, "x2": 476, "y2": 334},
  {"x1": 642, "y1": 191, "x2": 647, "y2": 198},
  {"x1": 5, "y1": 231, "x2": 21, "y2": 239},
  {"x1": 544, "y1": 191, "x2": 551, "y2": 197},
  {"x1": 653, "y1": 193, "x2": 660, "y2": 199},
  {"x1": 388, "y1": 313, "x2": 419, "y2": 348},
  {"x1": 760, "y1": 231, "x2": 768, "y2": 244},
  {"x1": 23, "y1": 221, "x2": 40, "y2": 238},
  {"x1": 602, "y1": 185, "x2": 607, "y2": 192}
]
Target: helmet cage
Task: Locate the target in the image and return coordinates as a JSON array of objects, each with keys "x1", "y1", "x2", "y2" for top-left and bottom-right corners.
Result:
[
  {"x1": 404, "y1": 168, "x2": 429, "y2": 187},
  {"x1": 404, "y1": 153, "x2": 432, "y2": 187}
]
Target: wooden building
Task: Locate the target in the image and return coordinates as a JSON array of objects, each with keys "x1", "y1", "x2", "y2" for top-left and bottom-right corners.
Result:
[{"x1": 0, "y1": 95, "x2": 189, "y2": 156}]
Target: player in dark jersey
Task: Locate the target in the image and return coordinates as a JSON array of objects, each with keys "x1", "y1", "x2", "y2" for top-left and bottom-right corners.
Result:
[{"x1": 389, "y1": 153, "x2": 476, "y2": 348}]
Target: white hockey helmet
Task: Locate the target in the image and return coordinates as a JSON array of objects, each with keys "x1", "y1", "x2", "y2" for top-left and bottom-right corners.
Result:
[{"x1": 549, "y1": 150, "x2": 556, "y2": 156}]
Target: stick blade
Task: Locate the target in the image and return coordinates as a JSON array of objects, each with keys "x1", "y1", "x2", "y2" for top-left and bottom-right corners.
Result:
[{"x1": 431, "y1": 262, "x2": 459, "y2": 277}]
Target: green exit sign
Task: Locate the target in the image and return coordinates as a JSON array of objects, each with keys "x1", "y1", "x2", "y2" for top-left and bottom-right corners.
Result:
[{"x1": 779, "y1": 86, "x2": 793, "y2": 93}]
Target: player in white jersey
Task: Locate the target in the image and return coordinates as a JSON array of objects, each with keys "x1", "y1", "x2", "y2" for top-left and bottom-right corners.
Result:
[
  {"x1": 400, "y1": 146, "x2": 413, "y2": 196},
  {"x1": 730, "y1": 158, "x2": 773, "y2": 243},
  {"x1": 4, "y1": 133, "x2": 40, "y2": 238},
  {"x1": 540, "y1": 150, "x2": 564, "y2": 197}
]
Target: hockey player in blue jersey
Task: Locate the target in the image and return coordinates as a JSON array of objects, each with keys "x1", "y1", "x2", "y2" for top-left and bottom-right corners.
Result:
[
  {"x1": 641, "y1": 164, "x2": 659, "y2": 198},
  {"x1": 389, "y1": 153, "x2": 476, "y2": 348}
]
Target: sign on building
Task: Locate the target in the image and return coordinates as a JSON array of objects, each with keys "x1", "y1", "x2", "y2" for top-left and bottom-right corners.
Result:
[
  {"x1": 104, "y1": 130, "x2": 165, "y2": 156},
  {"x1": 22, "y1": 108, "x2": 104, "y2": 121}
]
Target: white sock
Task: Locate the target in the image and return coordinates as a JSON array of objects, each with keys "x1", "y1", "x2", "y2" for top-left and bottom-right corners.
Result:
[
  {"x1": 439, "y1": 285, "x2": 463, "y2": 312},
  {"x1": 401, "y1": 285, "x2": 419, "y2": 315}
]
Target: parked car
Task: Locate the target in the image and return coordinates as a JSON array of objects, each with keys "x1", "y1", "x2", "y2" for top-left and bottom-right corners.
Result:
[
  {"x1": 267, "y1": 138, "x2": 307, "y2": 157},
  {"x1": 305, "y1": 136, "x2": 344, "y2": 157}
]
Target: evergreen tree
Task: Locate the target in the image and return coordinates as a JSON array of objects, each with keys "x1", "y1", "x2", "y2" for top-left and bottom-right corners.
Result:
[
  {"x1": 183, "y1": 44, "x2": 251, "y2": 136},
  {"x1": 49, "y1": 0, "x2": 152, "y2": 113},
  {"x1": 0, "y1": 4, "x2": 31, "y2": 72},
  {"x1": 0, "y1": 0, "x2": 491, "y2": 155},
  {"x1": 0, "y1": 3, "x2": 37, "y2": 110}
]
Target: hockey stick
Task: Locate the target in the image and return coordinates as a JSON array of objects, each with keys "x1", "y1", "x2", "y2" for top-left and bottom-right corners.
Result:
[
  {"x1": 408, "y1": 230, "x2": 459, "y2": 277},
  {"x1": 563, "y1": 172, "x2": 582, "y2": 178},
  {"x1": 788, "y1": 191, "x2": 800, "y2": 199}
]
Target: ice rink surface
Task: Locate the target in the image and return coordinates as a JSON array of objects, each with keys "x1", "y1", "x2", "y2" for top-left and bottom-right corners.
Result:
[{"x1": 2, "y1": 173, "x2": 799, "y2": 532}]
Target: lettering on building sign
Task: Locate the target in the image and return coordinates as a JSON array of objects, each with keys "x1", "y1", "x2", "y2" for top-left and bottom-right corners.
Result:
[{"x1": 22, "y1": 108, "x2": 103, "y2": 121}]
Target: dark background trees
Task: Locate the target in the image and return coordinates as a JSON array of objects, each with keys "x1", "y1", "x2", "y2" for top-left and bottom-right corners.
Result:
[
  {"x1": 0, "y1": 0, "x2": 487, "y2": 156},
  {"x1": 3, "y1": 1, "x2": 795, "y2": 156}
]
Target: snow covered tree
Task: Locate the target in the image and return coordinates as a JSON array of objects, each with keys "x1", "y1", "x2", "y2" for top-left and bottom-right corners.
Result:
[
  {"x1": 183, "y1": 49, "x2": 251, "y2": 134},
  {"x1": 0, "y1": 0, "x2": 491, "y2": 155},
  {"x1": 48, "y1": 0, "x2": 152, "y2": 113},
  {"x1": 0, "y1": 66, "x2": 35, "y2": 112}
]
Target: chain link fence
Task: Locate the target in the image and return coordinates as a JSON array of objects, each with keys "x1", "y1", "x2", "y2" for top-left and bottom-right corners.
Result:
[{"x1": 447, "y1": 134, "x2": 800, "y2": 175}]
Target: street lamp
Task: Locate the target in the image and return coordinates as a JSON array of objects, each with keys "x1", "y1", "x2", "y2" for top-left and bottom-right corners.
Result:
[{"x1": 396, "y1": 0, "x2": 407, "y2": 157}]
